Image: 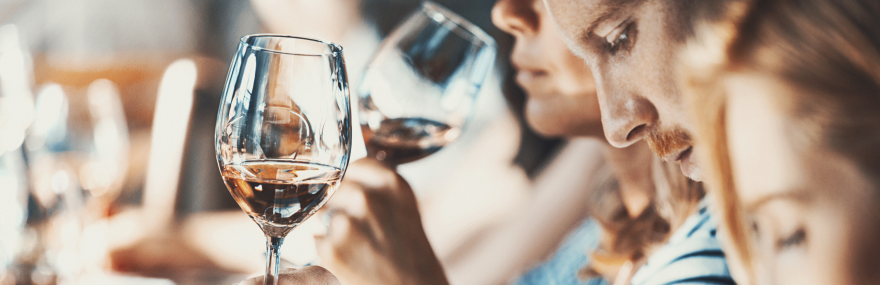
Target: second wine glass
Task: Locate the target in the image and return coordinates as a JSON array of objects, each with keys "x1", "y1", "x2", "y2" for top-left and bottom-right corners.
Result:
[{"x1": 359, "y1": 1, "x2": 496, "y2": 166}]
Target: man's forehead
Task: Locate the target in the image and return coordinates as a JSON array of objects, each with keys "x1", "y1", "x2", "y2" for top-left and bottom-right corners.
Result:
[{"x1": 544, "y1": 0, "x2": 636, "y2": 35}]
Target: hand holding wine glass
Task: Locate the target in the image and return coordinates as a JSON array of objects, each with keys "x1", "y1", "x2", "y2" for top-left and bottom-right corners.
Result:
[
  {"x1": 315, "y1": 157, "x2": 449, "y2": 285},
  {"x1": 311, "y1": 3, "x2": 496, "y2": 284},
  {"x1": 215, "y1": 35, "x2": 351, "y2": 285},
  {"x1": 359, "y1": 1, "x2": 496, "y2": 166}
]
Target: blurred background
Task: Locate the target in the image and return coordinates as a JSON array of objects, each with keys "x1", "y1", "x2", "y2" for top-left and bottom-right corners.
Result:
[{"x1": 0, "y1": 0, "x2": 565, "y2": 284}]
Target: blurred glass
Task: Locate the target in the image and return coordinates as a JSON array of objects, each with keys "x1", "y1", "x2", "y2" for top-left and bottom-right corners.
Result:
[
  {"x1": 24, "y1": 79, "x2": 130, "y2": 282},
  {"x1": 0, "y1": 148, "x2": 30, "y2": 284},
  {"x1": 27, "y1": 80, "x2": 130, "y2": 213},
  {"x1": 359, "y1": 1, "x2": 496, "y2": 166}
]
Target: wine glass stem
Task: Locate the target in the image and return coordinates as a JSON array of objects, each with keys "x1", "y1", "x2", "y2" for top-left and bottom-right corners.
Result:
[{"x1": 264, "y1": 236, "x2": 285, "y2": 285}]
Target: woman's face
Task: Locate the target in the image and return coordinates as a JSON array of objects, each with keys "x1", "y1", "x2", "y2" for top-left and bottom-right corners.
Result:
[
  {"x1": 492, "y1": 0, "x2": 602, "y2": 137},
  {"x1": 724, "y1": 73, "x2": 878, "y2": 285}
]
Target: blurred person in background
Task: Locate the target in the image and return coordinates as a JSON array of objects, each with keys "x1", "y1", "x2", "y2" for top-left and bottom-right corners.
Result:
[
  {"x1": 682, "y1": 0, "x2": 880, "y2": 284},
  {"x1": 307, "y1": 0, "x2": 722, "y2": 284}
]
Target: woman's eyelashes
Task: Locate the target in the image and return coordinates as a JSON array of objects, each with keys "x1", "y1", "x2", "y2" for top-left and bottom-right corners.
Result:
[
  {"x1": 776, "y1": 228, "x2": 806, "y2": 251},
  {"x1": 751, "y1": 214, "x2": 807, "y2": 252}
]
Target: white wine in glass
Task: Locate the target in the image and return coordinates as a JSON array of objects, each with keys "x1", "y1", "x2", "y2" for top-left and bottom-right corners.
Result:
[{"x1": 215, "y1": 34, "x2": 351, "y2": 285}]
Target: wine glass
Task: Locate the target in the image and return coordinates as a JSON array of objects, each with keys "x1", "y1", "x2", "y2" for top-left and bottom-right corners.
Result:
[
  {"x1": 22, "y1": 80, "x2": 130, "y2": 281},
  {"x1": 0, "y1": 148, "x2": 29, "y2": 281},
  {"x1": 215, "y1": 35, "x2": 351, "y2": 285},
  {"x1": 27, "y1": 81, "x2": 130, "y2": 215},
  {"x1": 359, "y1": 1, "x2": 496, "y2": 166}
]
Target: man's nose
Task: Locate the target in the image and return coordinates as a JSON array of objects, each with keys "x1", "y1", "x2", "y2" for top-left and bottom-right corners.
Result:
[
  {"x1": 492, "y1": 0, "x2": 539, "y2": 36},
  {"x1": 598, "y1": 91, "x2": 658, "y2": 148}
]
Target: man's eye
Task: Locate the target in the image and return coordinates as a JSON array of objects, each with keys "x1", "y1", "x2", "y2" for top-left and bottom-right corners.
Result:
[
  {"x1": 777, "y1": 228, "x2": 806, "y2": 250},
  {"x1": 610, "y1": 30, "x2": 629, "y2": 49},
  {"x1": 605, "y1": 22, "x2": 635, "y2": 54}
]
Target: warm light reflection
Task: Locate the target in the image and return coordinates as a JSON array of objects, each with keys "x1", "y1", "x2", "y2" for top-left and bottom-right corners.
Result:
[
  {"x1": 82, "y1": 79, "x2": 130, "y2": 198},
  {"x1": 27, "y1": 84, "x2": 70, "y2": 210},
  {"x1": 27, "y1": 84, "x2": 67, "y2": 152},
  {"x1": 142, "y1": 59, "x2": 197, "y2": 228},
  {"x1": 0, "y1": 149, "x2": 28, "y2": 270},
  {"x1": 0, "y1": 24, "x2": 35, "y2": 153}
]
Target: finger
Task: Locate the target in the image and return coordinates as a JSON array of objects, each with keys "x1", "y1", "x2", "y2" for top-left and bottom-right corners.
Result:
[
  {"x1": 281, "y1": 266, "x2": 341, "y2": 285},
  {"x1": 323, "y1": 181, "x2": 369, "y2": 218},
  {"x1": 314, "y1": 219, "x2": 346, "y2": 268},
  {"x1": 343, "y1": 158, "x2": 403, "y2": 191},
  {"x1": 314, "y1": 214, "x2": 372, "y2": 261},
  {"x1": 313, "y1": 208, "x2": 333, "y2": 237},
  {"x1": 238, "y1": 266, "x2": 340, "y2": 285},
  {"x1": 327, "y1": 212, "x2": 358, "y2": 245}
]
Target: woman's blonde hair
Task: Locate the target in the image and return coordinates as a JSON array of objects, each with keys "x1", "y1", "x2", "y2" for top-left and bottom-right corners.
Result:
[
  {"x1": 578, "y1": 156, "x2": 704, "y2": 282},
  {"x1": 682, "y1": 0, "x2": 880, "y2": 283}
]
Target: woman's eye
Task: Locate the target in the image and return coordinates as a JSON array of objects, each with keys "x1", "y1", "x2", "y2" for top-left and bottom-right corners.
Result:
[
  {"x1": 747, "y1": 216, "x2": 761, "y2": 237},
  {"x1": 777, "y1": 228, "x2": 806, "y2": 250}
]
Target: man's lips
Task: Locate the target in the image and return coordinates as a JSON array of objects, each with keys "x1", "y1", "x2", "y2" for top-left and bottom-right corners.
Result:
[
  {"x1": 662, "y1": 146, "x2": 693, "y2": 163},
  {"x1": 662, "y1": 146, "x2": 703, "y2": 181}
]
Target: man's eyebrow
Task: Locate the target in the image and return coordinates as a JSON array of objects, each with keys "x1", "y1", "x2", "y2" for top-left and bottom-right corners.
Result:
[
  {"x1": 745, "y1": 190, "x2": 809, "y2": 212},
  {"x1": 582, "y1": 0, "x2": 639, "y2": 36}
]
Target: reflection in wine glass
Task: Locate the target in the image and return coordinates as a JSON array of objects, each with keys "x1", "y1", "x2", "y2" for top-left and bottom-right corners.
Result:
[
  {"x1": 215, "y1": 35, "x2": 351, "y2": 285},
  {"x1": 359, "y1": 1, "x2": 496, "y2": 166},
  {"x1": 142, "y1": 59, "x2": 197, "y2": 230}
]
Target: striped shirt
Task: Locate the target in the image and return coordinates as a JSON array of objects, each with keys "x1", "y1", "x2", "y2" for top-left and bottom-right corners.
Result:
[{"x1": 630, "y1": 198, "x2": 734, "y2": 285}]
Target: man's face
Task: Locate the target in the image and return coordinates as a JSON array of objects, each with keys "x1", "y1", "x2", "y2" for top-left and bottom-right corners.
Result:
[{"x1": 542, "y1": 0, "x2": 703, "y2": 180}]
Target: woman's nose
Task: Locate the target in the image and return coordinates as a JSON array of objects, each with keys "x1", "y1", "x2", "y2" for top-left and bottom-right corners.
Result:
[{"x1": 492, "y1": 0, "x2": 539, "y2": 37}]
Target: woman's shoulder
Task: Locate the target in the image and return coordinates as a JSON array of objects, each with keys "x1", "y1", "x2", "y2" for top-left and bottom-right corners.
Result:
[{"x1": 630, "y1": 199, "x2": 735, "y2": 285}]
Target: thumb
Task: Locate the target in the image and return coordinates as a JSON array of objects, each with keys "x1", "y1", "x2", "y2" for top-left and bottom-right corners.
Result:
[{"x1": 238, "y1": 266, "x2": 341, "y2": 285}]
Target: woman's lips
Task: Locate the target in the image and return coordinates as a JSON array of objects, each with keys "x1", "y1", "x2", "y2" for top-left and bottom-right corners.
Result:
[{"x1": 515, "y1": 69, "x2": 547, "y2": 92}]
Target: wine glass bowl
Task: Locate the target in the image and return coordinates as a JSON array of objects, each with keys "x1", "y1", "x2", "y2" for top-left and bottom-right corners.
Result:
[
  {"x1": 359, "y1": 1, "x2": 496, "y2": 165},
  {"x1": 215, "y1": 34, "x2": 351, "y2": 285},
  {"x1": 27, "y1": 80, "x2": 130, "y2": 213}
]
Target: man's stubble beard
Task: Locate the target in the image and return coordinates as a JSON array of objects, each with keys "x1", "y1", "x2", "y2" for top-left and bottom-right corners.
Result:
[{"x1": 645, "y1": 126, "x2": 692, "y2": 159}]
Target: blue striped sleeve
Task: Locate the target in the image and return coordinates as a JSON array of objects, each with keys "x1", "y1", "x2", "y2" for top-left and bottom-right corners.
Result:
[{"x1": 630, "y1": 198, "x2": 735, "y2": 285}]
